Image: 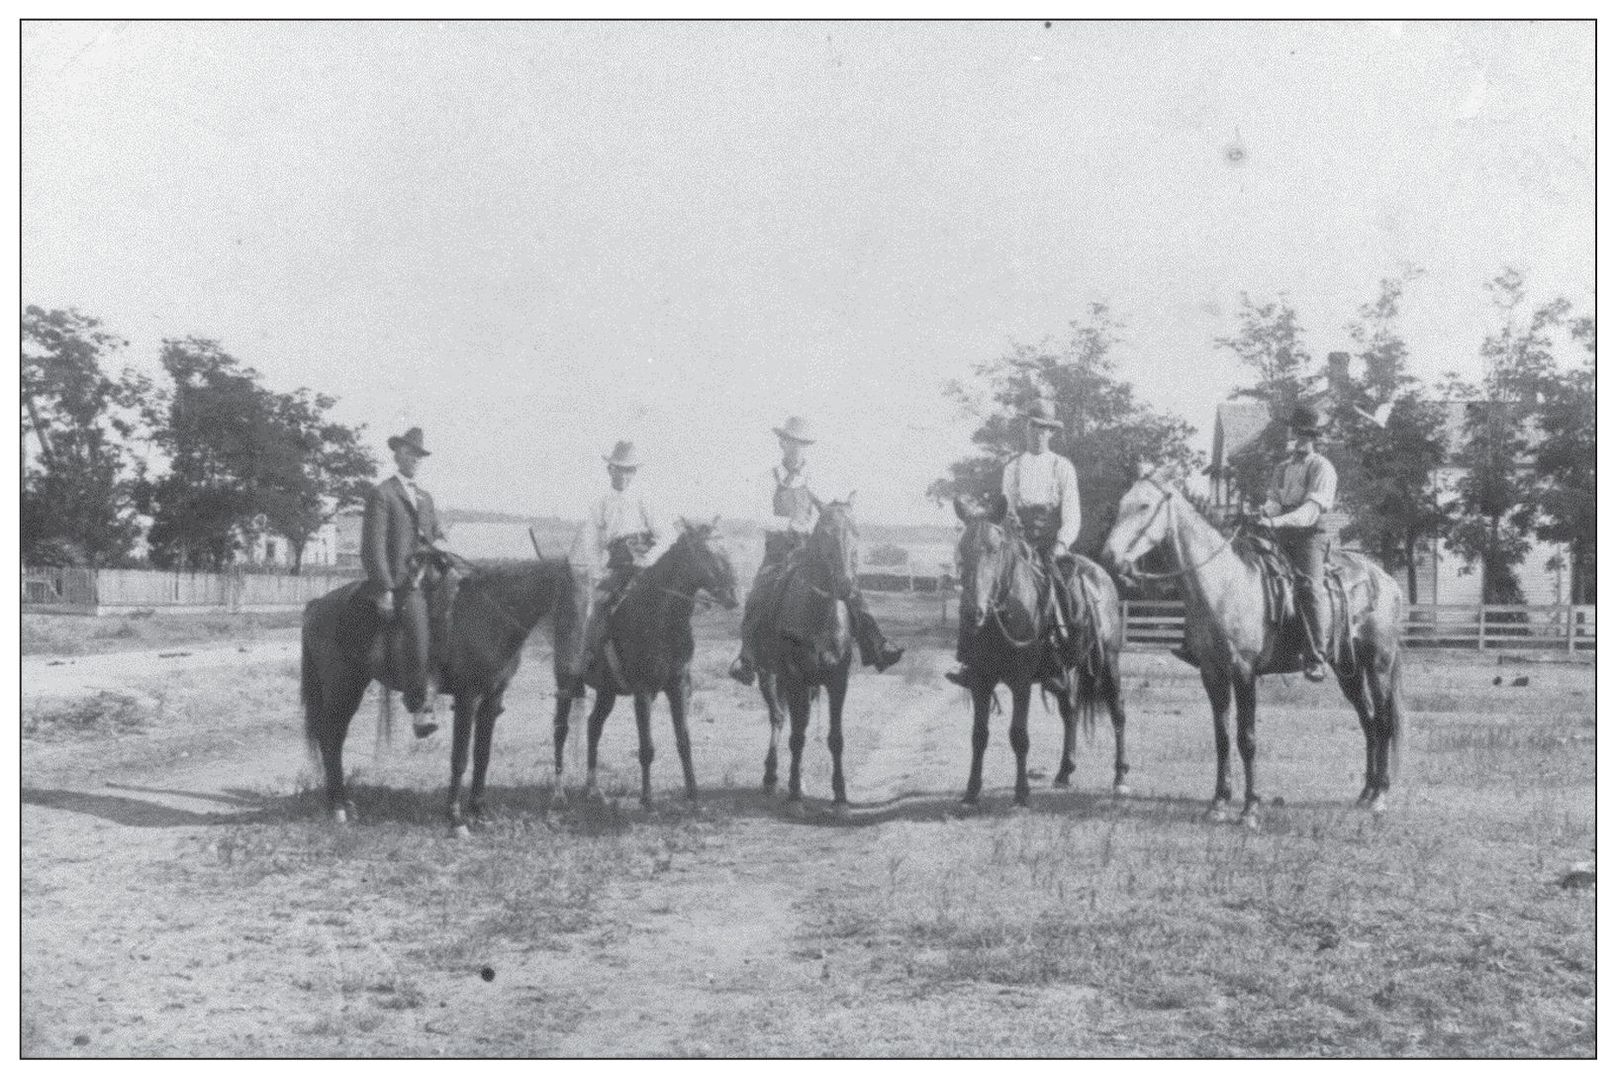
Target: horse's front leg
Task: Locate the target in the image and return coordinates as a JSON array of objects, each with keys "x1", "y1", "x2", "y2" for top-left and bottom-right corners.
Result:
[
  {"x1": 1053, "y1": 685, "x2": 1078, "y2": 788},
  {"x1": 666, "y1": 672, "x2": 698, "y2": 806},
  {"x1": 553, "y1": 685, "x2": 573, "y2": 780},
  {"x1": 1010, "y1": 683, "x2": 1032, "y2": 807},
  {"x1": 1202, "y1": 669, "x2": 1234, "y2": 821},
  {"x1": 633, "y1": 691, "x2": 656, "y2": 810},
  {"x1": 759, "y1": 672, "x2": 784, "y2": 794},
  {"x1": 448, "y1": 693, "x2": 477, "y2": 830},
  {"x1": 1107, "y1": 649, "x2": 1131, "y2": 797},
  {"x1": 826, "y1": 661, "x2": 850, "y2": 807},
  {"x1": 468, "y1": 685, "x2": 507, "y2": 821},
  {"x1": 584, "y1": 690, "x2": 617, "y2": 797},
  {"x1": 1233, "y1": 674, "x2": 1261, "y2": 827},
  {"x1": 962, "y1": 681, "x2": 992, "y2": 805},
  {"x1": 786, "y1": 681, "x2": 811, "y2": 808}
]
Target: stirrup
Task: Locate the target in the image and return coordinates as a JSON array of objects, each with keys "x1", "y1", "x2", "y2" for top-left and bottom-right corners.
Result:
[
  {"x1": 729, "y1": 657, "x2": 756, "y2": 686},
  {"x1": 945, "y1": 667, "x2": 975, "y2": 688}
]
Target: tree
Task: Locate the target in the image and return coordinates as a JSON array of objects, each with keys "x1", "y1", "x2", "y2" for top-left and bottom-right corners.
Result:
[
  {"x1": 141, "y1": 338, "x2": 278, "y2": 570},
  {"x1": 255, "y1": 388, "x2": 377, "y2": 572},
  {"x1": 1533, "y1": 315, "x2": 1595, "y2": 603},
  {"x1": 1442, "y1": 270, "x2": 1569, "y2": 605},
  {"x1": 20, "y1": 305, "x2": 149, "y2": 566},
  {"x1": 139, "y1": 337, "x2": 379, "y2": 572},
  {"x1": 929, "y1": 304, "x2": 1201, "y2": 557},
  {"x1": 1214, "y1": 293, "x2": 1315, "y2": 505},
  {"x1": 1328, "y1": 273, "x2": 1451, "y2": 603}
]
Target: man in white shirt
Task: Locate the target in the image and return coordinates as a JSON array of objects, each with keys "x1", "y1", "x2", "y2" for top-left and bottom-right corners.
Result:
[
  {"x1": 568, "y1": 440, "x2": 670, "y2": 691},
  {"x1": 947, "y1": 398, "x2": 1081, "y2": 692},
  {"x1": 728, "y1": 416, "x2": 903, "y2": 684},
  {"x1": 1259, "y1": 405, "x2": 1339, "y2": 681}
]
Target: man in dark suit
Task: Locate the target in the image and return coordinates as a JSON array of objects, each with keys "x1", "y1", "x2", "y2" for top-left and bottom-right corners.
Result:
[{"x1": 363, "y1": 427, "x2": 447, "y2": 737}]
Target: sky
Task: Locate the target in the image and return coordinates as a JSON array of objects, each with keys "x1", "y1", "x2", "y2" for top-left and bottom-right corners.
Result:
[{"x1": 22, "y1": 21, "x2": 1593, "y2": 526}]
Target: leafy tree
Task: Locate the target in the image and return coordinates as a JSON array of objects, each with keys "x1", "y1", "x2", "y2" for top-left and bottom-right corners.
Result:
[
  {"x1": 255, "y1": 388, "x2": 377, "y2": 572},
  {"x1": 1328, "y1": 273, "x2": 1451, "y2": 603},
  {"x1": 1214, "y1": 293, "x2": 1315, "y2": 504},
  {"x1": 1443, "y1": 270, "x2": 1569, "y2": 605},
  {"x1": 1533, "y1": 315, "x2": 1595, "y2": 603},
  {"x1": 929, "y1": 303, "x2": 1201, "y2": 557},
  {"x1": 20, "y1": 306, "x2": 149, "y2": 566},
  {"x1": 139, "y1": 338, "x2": 271, "y2": 570}
]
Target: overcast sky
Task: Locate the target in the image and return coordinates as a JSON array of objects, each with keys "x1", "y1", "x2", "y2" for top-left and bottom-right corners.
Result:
[{"x1": 22, "y1": 21, "x2": 1593, "y2": 526}]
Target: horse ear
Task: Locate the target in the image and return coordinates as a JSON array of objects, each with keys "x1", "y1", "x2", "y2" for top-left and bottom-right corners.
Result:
[
  {"x1": 710, "y1": 514, "x2": 721, "y2": 531},
  {"x1": 675, "y1": 516, "x2": 689, "y2": 533},
  {"x1": 845, "y1": 490, "x2": 857, "y2": 509}
]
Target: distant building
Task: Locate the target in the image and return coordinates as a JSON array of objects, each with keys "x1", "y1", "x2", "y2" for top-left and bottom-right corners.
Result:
[{"x1": 1208, "y1": 399, "x2": 1577, "y2": 607}]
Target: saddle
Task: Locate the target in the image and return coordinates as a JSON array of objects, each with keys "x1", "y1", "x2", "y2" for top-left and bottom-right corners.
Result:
[{"x1": 1233, "y1": 526, "x2": 1357, "y2": 673}]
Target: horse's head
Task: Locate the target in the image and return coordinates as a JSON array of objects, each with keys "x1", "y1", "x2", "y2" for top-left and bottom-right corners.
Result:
[
  {"x1": 672, "y1": 516, "x2": 739, "y2": 609},
  {"x1": 1102, "y1": 477, "x2": 1174, "y2": 587},
  {"x1": 807, "y1": 495, "x2": 859, "y2": 599},
  {"x1": 953, "y1": 494, "x2": 1014, "y2": 628}
]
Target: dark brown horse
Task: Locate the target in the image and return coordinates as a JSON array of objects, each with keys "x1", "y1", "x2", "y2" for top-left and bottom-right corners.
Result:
[
  {"x1": 752, "y1": 499, "x2": 860, "y2": 812},
  {"x1": 301, "y1": 554, "x2": 579, "y2": 830},
  {"x1": 554, "y1": 520, "x2": 738, "y2": 808},
  {"x1": 953, "y1": 496, "x2": 1130, "y2": 807},
  {"x1": 1101, "y1": 477, "x2": 1404, "y2": 824}
]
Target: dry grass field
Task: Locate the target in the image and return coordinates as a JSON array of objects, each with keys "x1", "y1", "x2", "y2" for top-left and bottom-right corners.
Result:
[{"x1": 21, "y1": 595, "x2": 1594, "y2": 1056}]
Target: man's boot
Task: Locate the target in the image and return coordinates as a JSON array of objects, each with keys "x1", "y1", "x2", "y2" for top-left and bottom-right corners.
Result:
[
  {"x1": 945, "y1": 665, "x2": 976, "y2": 688},
  {"x1": 869, "y1": 640, "x2": 905, "y2": 672},
  {"x1": 729, "y1": 653, "x2": 756, "y2": 686}
]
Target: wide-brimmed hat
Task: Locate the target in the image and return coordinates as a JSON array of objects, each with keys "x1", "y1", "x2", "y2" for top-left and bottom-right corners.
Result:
[
  {"x1": 387, "y1": 427, "x2": 431, "y2": 456},
  {"x1": 1288, "y1": 405, "x2": 1324, "y2": 436},
  {"x1": 772, "y1": 416, "x2": 816, "y2": 444},
  {"x1": 603, "y1": 440, "x2": 642, "y2": 468},
  {"x1": 1025, "y1": 398, "x2": 1063, "y2": 431}
]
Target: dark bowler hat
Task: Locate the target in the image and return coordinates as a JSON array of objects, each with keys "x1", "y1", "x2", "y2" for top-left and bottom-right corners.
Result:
[
  {"x1": 1026, "y1": 397, "x2": 1063, "y2": 431},
  {"x1": 1288, "y1": 405, "x2": 1324, "y2": 436},
  {"x1": 387, "y1": 427, "x2": 431, "y2": 456}
]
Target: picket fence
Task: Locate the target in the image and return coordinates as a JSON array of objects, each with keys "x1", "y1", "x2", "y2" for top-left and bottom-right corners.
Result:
[{"x1": 21, "y1": 566, "x2": 355, "y2": 615}]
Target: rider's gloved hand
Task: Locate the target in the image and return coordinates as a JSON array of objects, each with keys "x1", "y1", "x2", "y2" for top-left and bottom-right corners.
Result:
[
  {"x1": 1260, "y1": 501, "x2": 1281, "y2": 518},
  {"x1": 376, "y1": 590, "x2": 396, "y2": 621}
]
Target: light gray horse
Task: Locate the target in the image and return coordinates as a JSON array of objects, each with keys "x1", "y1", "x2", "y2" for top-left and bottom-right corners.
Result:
[{"x1": 1102, "y1": 477, "x2": 1404, "y2": 824}]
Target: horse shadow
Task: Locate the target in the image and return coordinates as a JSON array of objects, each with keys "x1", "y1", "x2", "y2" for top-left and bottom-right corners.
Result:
[{"x1": 21, "y1": 784, "x2": 289, "y2": 830}]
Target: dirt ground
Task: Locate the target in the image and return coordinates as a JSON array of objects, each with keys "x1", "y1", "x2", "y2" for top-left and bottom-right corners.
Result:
[{"x1": 21, "y1": 598, "x2": 1595, "y2": 1056}]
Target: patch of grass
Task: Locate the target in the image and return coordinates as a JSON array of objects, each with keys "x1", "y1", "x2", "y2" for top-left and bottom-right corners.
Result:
[
  {"x1": 22, "y1": 690, "x2": 166, "y2": 740},
  {"x1": 22, "y1": 610, "x2": 303, "y2": 657}
]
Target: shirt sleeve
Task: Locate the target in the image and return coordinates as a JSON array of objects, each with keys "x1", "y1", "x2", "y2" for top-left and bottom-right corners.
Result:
[
  {"x1": 1000, "y1": 457, "x2": 1019, "y2": 511},
  {"x1": 640, "y1": 494, "x2": 673, "y2": 566},
  {"x1": 1057, "y1": 458, "x2": 1082, "y2": 547},
  {"x1": 1305, "y1": 457, "x2": 1338, "y2": 512},
  {"x1": 760, "y1": 467, "x2": 792, "y2": 534}
]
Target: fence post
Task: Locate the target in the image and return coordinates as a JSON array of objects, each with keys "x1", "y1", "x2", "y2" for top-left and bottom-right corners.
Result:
[
  {"x1": 1566, "y1": 604, "x2": 1575, "y2": 653},
  {"x1": 1476, "y1": 607, "x2": 1486, "y2": 651},
  {"x1": 1121, "y1": 600, "x2": 1130, "y2": 648}
]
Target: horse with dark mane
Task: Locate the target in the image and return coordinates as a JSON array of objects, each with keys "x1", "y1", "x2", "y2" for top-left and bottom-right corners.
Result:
[
  {"x1": 751, "y1": 498, "x2": 861, "y2": 811},
  {"x1": 953, "y1": 496, "x2": 1130, "y2": 807},
  {"x1": 553, "y1": 519, "x2": 738, "y2": 808},
  {"x1": 1102, "y1": 476, "x2": 1404, "y2": 823},
  {"x1": 301, "y1": 554, "x2": 579, "y2": 831}
]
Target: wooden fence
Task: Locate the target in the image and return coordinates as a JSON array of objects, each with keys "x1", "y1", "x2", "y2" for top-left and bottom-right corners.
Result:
[
  {"x1": 21, "y1": 566, "x2": 356, "y2": 616},
  {"x1": 1118, "y1": 600, "x2": 1596, "y2": 653}
]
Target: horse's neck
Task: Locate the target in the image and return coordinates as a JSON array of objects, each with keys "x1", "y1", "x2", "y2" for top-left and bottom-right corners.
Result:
[
  {"x1": 503, "y1": 564, "x2": 561, "y2": 632},
  {"x1": 637, "y1": 548, "x2": 699, "y2": 627},
  {"x1": 1164, "y1": 500, "x2": 1247, "y2": 610}
]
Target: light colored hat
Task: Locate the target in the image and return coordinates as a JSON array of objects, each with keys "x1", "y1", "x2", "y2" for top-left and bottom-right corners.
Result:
[
  {"x1": 387, "y1": 427, "x2": 431, "y2": 456},
  {"x1": 603, "y1": 440, "x2": 641, "y2": 468},
  {"x1": 1026, "y1": 398, "x2": 1063, "y2": 431},
  {"x1": 772, "y1": 416, "x2": 816, "y2": 444}
]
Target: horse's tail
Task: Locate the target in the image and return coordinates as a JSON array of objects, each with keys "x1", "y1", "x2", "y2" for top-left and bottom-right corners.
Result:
[
  {"x1": 300, "y1": 624, "x2": 324, "y2": 769},
  {"x1": 1381, "y1": 643, "x2": 1403, "y2": 777},
  {"x1": 374, "y1": 688, "x2": 395, "y2": 756}
]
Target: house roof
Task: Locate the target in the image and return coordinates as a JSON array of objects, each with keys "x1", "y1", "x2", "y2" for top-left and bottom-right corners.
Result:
[{"x1": 1211, "y1": 402, "x2": 1272, "y2": 468}]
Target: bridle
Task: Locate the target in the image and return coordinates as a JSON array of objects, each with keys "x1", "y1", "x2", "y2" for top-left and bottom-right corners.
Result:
[
  {"x1": 963, "y1": 522, "x2": 1050, "y2": 650},
  {"x1": 1115, "y1": 480, "x2": 1230, "y2": 582}
]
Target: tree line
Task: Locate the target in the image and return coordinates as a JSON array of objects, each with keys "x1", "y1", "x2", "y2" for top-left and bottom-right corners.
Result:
[
  {"x1": 932, "y1": 269, "x2": 1595, "y2": 605},
  {"x1": 21, "y1": 306, "x2": 376, "y2": 573}
]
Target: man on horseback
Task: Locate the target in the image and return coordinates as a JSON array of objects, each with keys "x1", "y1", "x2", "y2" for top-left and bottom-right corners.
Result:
[
  {"x1": 362, "y1": 427, "x2": 451, "y2": 738},
  {"x1": 728, "y1": 415, "x2": 904, "y2": 685},
  {"x1": 1259, "y1": 404, "x2": 1338, "y2": 682},
  {"x1": 947, "y1": 398, "x2": 1081, "y2": 693},
  {"x1": 568, "y1": 440, "x2": 671, "y2": 693}
]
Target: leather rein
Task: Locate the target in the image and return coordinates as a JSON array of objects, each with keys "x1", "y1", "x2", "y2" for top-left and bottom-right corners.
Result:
[{"x1": 1118, "y1": 483, "x2": 1231, "y2": 582}]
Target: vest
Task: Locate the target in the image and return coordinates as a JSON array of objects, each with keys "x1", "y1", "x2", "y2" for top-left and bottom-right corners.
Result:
[{"x1": 773, "y1": 468, "x2": 814, "y2": 526}]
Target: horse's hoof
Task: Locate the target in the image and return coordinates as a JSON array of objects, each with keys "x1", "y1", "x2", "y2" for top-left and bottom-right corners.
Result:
[
  {"x1": 1368, "y1": 794, "x2": 1388, "y2": 816},
  {"x1": 1052, "y1": 776, "x2": 1073, "y2": 790},
  {"x1": 451, "y1": 823, "x2": 472, "y2": 840},
  {"x1": 1207, "y1": 803, "x2": 1234, "y2": 824},
  {"x1": 1009, "y1": 802, "x2": 1031, "y2": 817},
  {"x1": 959, "y1": 793, "x2": 980, "y2": 808},
  {"x1": 549, "y1": 788, "x2": 569, "y2": 811},
  {"x1": 1112, "y1": 782, "x2": 1133, "y2": 799},
  {"x1": 786, "y1": 799, "x2": 807, "y2": 819},
  {"x1": 331, "y1": 807, "x2": 349, "y2": 826}
]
